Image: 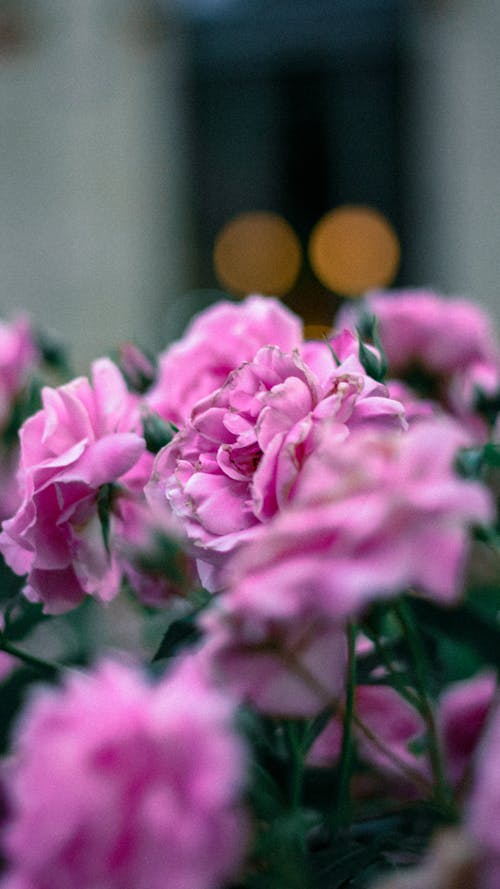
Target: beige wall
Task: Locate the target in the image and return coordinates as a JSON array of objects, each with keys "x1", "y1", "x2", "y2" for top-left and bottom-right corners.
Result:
[
  {"x1": 0, "y1": 0, "x2": 190, "y2": 371},
  {"x1": 406, "y1": 0, "x2": 500, "y2": 321}
]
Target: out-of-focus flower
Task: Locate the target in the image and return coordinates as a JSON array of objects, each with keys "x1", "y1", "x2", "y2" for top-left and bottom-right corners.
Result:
[
  {"x1": 0, "y1": 360, "x2": 146, "y2": 613},
  {"x1": 466, "y1": 698, "x2": 500, "y2": 889},
  {"x1": 195, "y1": 419, "x2": 490, "y2": 717},
  {"x1": 146, "y1": 295, "x2": 303, "y2": 426},
  {"x1": 202, "y1": 607, "x2": 347, "y2": 717},
  {"x1": 0, "y1": 316, "x2": 38, "y2": 436},
  {"x1": 0, "y1": 659, "x2": 248, "y2": 889},
  {"x1": 338, "y1": 289, "x2": 499, "y2": 378},
  {"x1": 309, "y1": 685, "x2": 428, "y2": 784},
  {"x1": 439, "y1": 671, "x2": 496, "y2": 787},
  {"x1": 337, "y1": 289, "x2": 500, "y2": 431},
  {"x1": 149, "y1": 338, "x2": 405, "y2": 588},
  {"x1": 217, "y1": 419, "x2": 492, "y2": 621}
]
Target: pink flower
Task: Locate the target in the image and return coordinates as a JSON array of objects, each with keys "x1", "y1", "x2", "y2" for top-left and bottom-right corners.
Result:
[
  {"x1": 202, "y1": 607, "x2": 347, "y2": 717},
  {"x1": 337, "y1": 289, "x2": 500, "y2": 425},
  {"x1": 146, "y1": 295, "x2": 303, "y2": 426},
  {"x1": 0, "y1": 316, "x2": 38, "y2": 435},
  {"x1": 308, "y1": 685, "x2": 429, "y2": 793},
  {"x1": 338, "y1": 289, "x2": 499, "y2": 376},
  {"x1": 465, "y1": 697, "x2": 500, "y2": 889},
  {"x1": 0, "y1": 659, "x2": 248, "y2": 889},
  {"x1": 148, "y1": 338, "x2": 405, "y2": 587},
  {"x1": 0, "y1": 360, "x2": 146, "y2": 613},
  {"x1": 217, "y1": 419, "x2": 492, "y2": 624},
  {"x1": 439, "y1": 672, "x2": 496, "y2": 787}
]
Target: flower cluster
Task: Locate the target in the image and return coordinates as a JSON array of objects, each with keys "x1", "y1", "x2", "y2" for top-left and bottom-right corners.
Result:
[
  {"x1": 0, "y1": 660, "x2": 248, "y2": 889},
  {"x1": 0, "y1": 289, "x2": 500, "y2": 889}
]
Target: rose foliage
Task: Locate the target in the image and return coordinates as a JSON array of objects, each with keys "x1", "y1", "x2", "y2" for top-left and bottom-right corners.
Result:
[{"x1": 0, "y1": 291, "x2": 500, "y2": 889}]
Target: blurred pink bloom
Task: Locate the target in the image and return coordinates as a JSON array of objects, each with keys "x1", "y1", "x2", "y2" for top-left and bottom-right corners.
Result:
[
  {"x1": 146, "y1": 295, "x2": 303, "y2": 426},
  {"x1": 439, "y1": 672, "x2": 496, "y2": 787},
  {"x1": 202, "y1": 607, "x2": 347, "y2": 717},
  {"x1": 309, "y1": 685, "x2": 428, "y2": 790},
  {"x1": 466, "y1": 697, "x2": 500, "y2": 889},
  {"x1": 0, "y1": 659, "x2": 248, "y2": 889},
  {"x1": 337, "y1": 289, "x2": 500, "y2": 429},
  {"x1": 0, "y1": 447, "x2": 22, "y2": 524},
  {"x1": 149, "y1": 339, "x2": 405, "y2": 587},
  {"x1": 217, "y1": 419, "x2": 492, "y2": 625},
  {"x1": 338, "y1": 289, "x2": 499, "y2": 376},
  {"x1": 0, "y1": 316, "x2": 38, "y2": 435},
  {"x1": 0, "y1": 360, "x2": 145, "y2": 613}
]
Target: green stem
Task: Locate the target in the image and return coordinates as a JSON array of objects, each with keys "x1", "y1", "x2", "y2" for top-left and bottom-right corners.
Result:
[
  {"x1": 369, "y1": 634, "x2": 421, "y2": 709},
  {"x1": 285, "y1": 722, "x2": 305, "y2": 812},
  {"x1": 0, "y1": 635, "x2": 62, "y2": 675},
  {"x1": 395, "y1": 600, "x2": 454, "y2": 812},
  {"x1": 277, "y1": 643, "x2": 434, "y2": 797},
  {"x1": 335, "y1": 623, "x2": 356, "y2": 828}
]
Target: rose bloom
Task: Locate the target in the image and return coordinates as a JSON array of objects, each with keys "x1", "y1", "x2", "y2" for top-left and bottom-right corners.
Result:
[
  {"x1": 0, "y1": 316, "x2": 40, "y2": 524},
  {"x1": 149, "y1": 334, "x2": 405, "y2": 589},
  {"x1": 465, "y1": 698, "x2": 500, "y2": 889},
  {"x1": 146, "y1": 295, "x2": 303, "y2": 426},
  {"x1": 216, "y1": 418, "x2": 492, "y2": 621},
  {"x1": 201, "y1": 606, "x2": 347, "y2": 717},
  {"x1": 0, "y1": 359, "x2": 146, "y2": 613},
  {"x1": 0, "y1": 659, "x2": 248, "y2": 889},
  {"x1": 0, "y1": 316, "x2": 38, "y2": 435},
  {"x1": 336, "y1": 288, "x2": 500, "y2": 424},
  {"x1": 199, "y1": 420, "x2": 491, "y2": 707},
  {"x1": 439, "y1": 671, "x2": 496, "y2": 788},
  {"x1": 309, "y1": 685, "x2": 428, "y2": 782}
]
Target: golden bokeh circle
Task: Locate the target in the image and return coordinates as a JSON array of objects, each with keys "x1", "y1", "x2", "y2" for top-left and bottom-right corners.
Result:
[
  {"x1": 304, "y1": 323, "x2": 332, "y2": 340},
  {"x1": 214, "y1": 211, "x2": 302, "y2": 297},
  {"x1": 308, "y1": 205, "x2": 400, "y2": 297}
]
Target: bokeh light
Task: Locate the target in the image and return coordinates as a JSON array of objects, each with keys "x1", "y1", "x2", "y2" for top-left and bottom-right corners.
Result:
[
  {"x1": 214, "y1": 211, "x2": 302, "y2": 297},
  {"x1": 308, "y1": 205, "x2": 400, "y2": 297},
  {"x1": 304, "y1": 323, "x2": 332, "y2": 340}
]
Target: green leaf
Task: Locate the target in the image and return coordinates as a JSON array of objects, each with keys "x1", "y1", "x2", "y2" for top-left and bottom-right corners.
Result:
[
  {"x1": 152, "y1": 599, "x2": 210, "y2": 661},
  {"x1": 409, "y1": 598, "x2": 500, "y2": 672}
]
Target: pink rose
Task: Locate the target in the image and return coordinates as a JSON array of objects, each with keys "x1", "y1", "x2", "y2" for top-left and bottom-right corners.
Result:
[
  {"x1": 337, "y1": 289, "x2": 500, "y2": 429},
  {"x1": 0, "y1": 359, "x2": 146, "y2": 613},
  {"x1": 465, "y1": 698, "x2": 500, "y2": 889},
  {"x1": 217, "y1": 419, "x2": 492, "y2": 624},
  {"x1": 439, "y1": 672, "x2": 496, "y2": 787},
  {"x1": 0, "y1": 659, "x2": 248, "y2": 889},
  {"x1": 202, "y1": 607, "x2": 347, "y2": 717},
  {"x1": 309, "y1": 685, "x2": 428, "y2": 792},
  {"x1": 338, "y1": 289, "x2": 499, "y2": 376},
  {"x1": 148, "y1": 338, "x2": 405, "y2": 587},
  {"x1": 146, "y1": 295, "x2": 303, "y2": 426},
  {"x1": 0, "y1": 316, "x2": 38, "y2": 435}
]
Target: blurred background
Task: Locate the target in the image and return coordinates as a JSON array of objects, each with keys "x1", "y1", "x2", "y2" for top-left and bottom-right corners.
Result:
[{"x1": 0, "y1": 0, "x2": 499, "y2": 369}]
